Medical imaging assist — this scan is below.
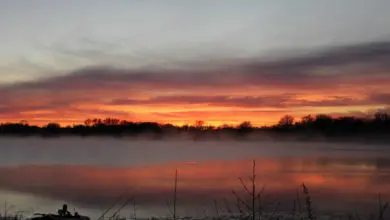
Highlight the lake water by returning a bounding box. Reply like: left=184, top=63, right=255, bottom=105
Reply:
left=0, top=137, right=389, bottom=219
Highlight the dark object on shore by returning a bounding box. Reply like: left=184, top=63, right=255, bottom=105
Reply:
left=28, top=204, right=90, bottom=220
left=28, top=213, right=89, bottom=220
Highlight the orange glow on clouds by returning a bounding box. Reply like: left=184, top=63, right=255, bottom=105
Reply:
left=0, top=98, right=387, bottom=127
left=1, top=49, right=390, bottom=126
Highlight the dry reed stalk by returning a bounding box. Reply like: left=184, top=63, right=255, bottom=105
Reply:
left=213, top=199, right=220, bottom=218
left=302, top=183, right=315, bottom=220
left=173, top=169, right=178, bottom=220
left=377, top=194, right=388, bottom=220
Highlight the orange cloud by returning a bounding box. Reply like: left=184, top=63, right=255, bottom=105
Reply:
left=1, top=42, right=390, bottom=125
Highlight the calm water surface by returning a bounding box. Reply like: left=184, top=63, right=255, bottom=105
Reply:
left=0, top=137, right=389, bottom=218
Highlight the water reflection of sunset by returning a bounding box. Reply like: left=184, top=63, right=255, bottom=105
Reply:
left=0, top=157, right=389, bottom=214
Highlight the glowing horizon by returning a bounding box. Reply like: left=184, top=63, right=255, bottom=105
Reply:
left=1, top=1, right=390, bottom=125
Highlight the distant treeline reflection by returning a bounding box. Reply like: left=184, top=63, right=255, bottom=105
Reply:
left=1, top=112, right=390, bottom=139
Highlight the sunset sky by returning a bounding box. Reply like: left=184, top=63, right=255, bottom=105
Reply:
left=1, top=1, right=390, bottom=126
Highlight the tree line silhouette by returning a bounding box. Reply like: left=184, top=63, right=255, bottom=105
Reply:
left=0, top=112, right=390, bottom=139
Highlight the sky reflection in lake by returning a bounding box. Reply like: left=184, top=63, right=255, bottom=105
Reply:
left=0, top=154, right=389, bottom=218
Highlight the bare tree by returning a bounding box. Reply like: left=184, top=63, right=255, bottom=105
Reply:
left=278, top=115, right=295, bottom=127
left=195, top=120, right=205, bottom=130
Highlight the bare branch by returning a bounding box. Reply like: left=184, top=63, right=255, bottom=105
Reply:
left=166, top=201, right=173, bottom=217
left=239, top=177, right=253, bottom=196
left=232, top=190, right=251, bottom=211
left=213, top=199, right=220, bottom=218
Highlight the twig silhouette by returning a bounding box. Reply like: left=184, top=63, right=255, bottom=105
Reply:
left=302, top=183, right=315, bottom=220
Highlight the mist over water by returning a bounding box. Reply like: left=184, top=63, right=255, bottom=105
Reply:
left=0, top=137, right=387, bottom=166
left=0, top=137, right=389, bottom=218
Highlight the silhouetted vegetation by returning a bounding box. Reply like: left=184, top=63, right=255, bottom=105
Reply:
left=1, top=112, right=390, bottom=141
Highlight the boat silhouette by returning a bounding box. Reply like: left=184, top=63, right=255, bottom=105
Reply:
left=28, top=205, right=90, bottom=220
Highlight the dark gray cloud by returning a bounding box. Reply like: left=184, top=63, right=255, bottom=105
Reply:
left=246, top=41, right=390, bottom=70
left=2, top=41, right=390, bottom=93
left=110, top=95, right=371, bottom=108
left=110, top=95, right=293, bottom=107
left=369, top=93, right=390, bottom=104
